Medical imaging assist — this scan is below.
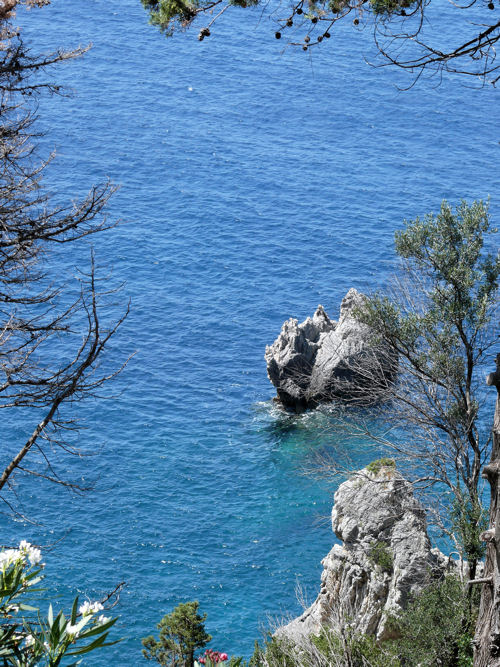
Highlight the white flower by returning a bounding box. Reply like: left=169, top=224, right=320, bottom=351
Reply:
left=97, top=615, right=111, bottom=625
left=24, top=634, right=35, bottom=647
left=79, top=600, right=103, bottom=616
left=7, top=604, right=19, bottom=613
left=66, top=622, right=80, bottom=638
left=27, top=547, right=42, bottom=566
left=0, top=549, right=23, bottom=568
left=18, top=541, right=43, bottom=567
left=79, top=601, right=91, bottom=616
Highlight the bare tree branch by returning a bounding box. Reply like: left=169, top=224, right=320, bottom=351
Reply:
left=0, top=6, right=130, bottom=514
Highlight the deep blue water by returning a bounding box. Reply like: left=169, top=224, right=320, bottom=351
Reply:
left=1, top=0, right=498, bottom=663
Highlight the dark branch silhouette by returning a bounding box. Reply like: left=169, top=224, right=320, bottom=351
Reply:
left=0, top=1, right=129, bottom=515
left=142, top=0, right=500, bottom=85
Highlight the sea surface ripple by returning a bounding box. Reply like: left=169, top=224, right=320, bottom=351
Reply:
left=1, top=0, right=498, bottom=662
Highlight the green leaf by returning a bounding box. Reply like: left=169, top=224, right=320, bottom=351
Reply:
left=67, top=633, right=123, bottom=655
left=71, top=596, right=78, bottom=625
left=77, top=617, right=117, bottom=640
left=49, top=609, right=64, bottom=646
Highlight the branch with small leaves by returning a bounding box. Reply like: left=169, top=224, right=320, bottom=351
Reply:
left=142, top=0, right=500, bottom=85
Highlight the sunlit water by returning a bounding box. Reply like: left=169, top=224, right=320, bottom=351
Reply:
left=1, top=0, right=498, bottom=662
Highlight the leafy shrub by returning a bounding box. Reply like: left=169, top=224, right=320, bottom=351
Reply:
left=390, top=575, right=476, bottom=666
left=264, top=576, right=476, bottom=667
left=366, top=458, right=396, bottom=476
left=451, top=493, right=488, bottom=564
left=312, top=626, right=400, bottom=666
left=368, top=541, right=394, bottom=573
left=370, top=0, right=414, bottom=15
left=248, top=635, right=307, bottom=667
left=261, top=636, right=297, bottom=667
left=227, top=658, right=247, bottom=667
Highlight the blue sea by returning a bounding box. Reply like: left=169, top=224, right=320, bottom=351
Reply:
left=1, top=0, right=498, bottom=663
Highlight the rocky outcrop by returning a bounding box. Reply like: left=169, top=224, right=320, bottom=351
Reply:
left=265, top=289, right=395, bottom=413
left=278, top=463, right=458, bottom=645
left=265, top=303, right=335, bottom=412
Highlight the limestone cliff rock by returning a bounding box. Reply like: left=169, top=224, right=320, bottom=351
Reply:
left=278, top=463, right=456, bottom=645
left=265, top=304, right=335, bottom=412
left=265, top=289, right=395, bottom=413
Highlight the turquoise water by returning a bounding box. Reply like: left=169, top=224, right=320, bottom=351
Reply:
left=1, top=0, right=499, bottom=663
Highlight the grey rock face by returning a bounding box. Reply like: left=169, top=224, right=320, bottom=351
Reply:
left=265, top=304, right=336, bottom=411
left=278, top=465, right=457, bottom=645
left=265, top=289, right=394, bottom=412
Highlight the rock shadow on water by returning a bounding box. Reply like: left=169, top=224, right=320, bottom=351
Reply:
left=251, top=400, right=365, bottom=480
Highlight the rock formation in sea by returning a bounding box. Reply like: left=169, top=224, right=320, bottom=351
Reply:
left=265, top=288, right=395, bottom=413
left=278, top=462, right=458, bottom=645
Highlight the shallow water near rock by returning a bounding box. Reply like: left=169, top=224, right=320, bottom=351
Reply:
left=1, top=0, right=498, bottom=663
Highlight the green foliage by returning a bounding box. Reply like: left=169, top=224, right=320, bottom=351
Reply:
left=391, top=575, right=476, bottom=667
left=246, top=636, right=298, bottom=667
left=394, top=200, right=499, bottom=333
left=327, top=0, right=348, bottom=13
left=252, top=630, right=397, bottom=667
left=312, top=626, right=399, bottom=666
left=271, top=576, right=476, bottom=667
left=366, top=458, right=396, bottom=476
left=451, top=491, right=488, bottom=564
left=310, top=628, right=341, bottom=660
left=141, top=0, right=197, bottom=34
left=227, top=657, right=247, bottom=667
left=261, top=636, right=296, bottom=667
left=0, top=542, right=119, bottom=666
left=357, top=200, right=499, bottom=570
left=362, top=201, right=499, bottom=390
left=370, top=0, right=414, bottom=15
left=247, top=640, right=264, bottom=666
left=456, top=633, right=475, bottom=667
left=142, top=601, right=211, bottom=666
left=228, top=0, right=259, bottom=8
left=368, top=541, right=394, bottom=573
left=239, top=575, right=477, bottom=667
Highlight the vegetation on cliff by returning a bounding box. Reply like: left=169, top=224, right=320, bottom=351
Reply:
left=337, top=200, right=499, bottom=581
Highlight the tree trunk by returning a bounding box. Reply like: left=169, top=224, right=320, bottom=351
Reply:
left=474, top=354, right=500, bottom=666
